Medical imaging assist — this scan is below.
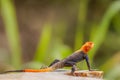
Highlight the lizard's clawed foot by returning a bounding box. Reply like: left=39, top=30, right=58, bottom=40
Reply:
left=71, top=71, right=76, bottom=76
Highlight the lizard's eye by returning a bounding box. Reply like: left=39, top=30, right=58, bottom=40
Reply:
left=89, top=42, right=93, bottom=45
left=87, top=46, right=90, bottom=50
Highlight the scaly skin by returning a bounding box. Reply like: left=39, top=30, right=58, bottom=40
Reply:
left=1, top=42, right=94, bottom=74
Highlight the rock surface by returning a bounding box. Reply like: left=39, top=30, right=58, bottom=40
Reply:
left=0, top=70, right=103, bottom=80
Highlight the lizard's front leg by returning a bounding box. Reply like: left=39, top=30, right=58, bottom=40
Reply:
left=84, top=55, right=91, bottom=71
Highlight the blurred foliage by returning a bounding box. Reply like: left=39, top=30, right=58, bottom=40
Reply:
left=89, top=0, right=120, bottom=61
left=100, top=52, right=120, bottom=73
left=0, top=0, right=120, bottom=79
left=1, top=0, right=22, bottom=68
left=74, top=0, right=89, bottom=50
left=105, top=64, right=120, bottom=80
left=34, top=23, right=52, bottom=62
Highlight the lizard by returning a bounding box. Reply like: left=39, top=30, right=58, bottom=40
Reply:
left=0, top=41, right=94, bottom=74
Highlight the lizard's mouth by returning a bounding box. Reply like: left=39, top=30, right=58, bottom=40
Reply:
left=91, top=43, right=94, bottom=48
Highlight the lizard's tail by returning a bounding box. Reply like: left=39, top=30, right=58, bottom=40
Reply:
left=24, top=67, right=53, bottom=72
left=0, top=70, right=23, bottom=74
left=0, top=67, right=53, bottom=74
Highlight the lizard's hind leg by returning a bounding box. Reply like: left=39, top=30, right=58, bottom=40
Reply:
left=64, top=61, right=77, bottom=74
left=49, top=59, right=60, bottom=67
left=71, top=65, right=77, bottom=74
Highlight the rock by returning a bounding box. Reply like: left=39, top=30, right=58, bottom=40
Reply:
left=0, top=70, right=103, bottom=80
left=66, top=70, right=103, bottom=78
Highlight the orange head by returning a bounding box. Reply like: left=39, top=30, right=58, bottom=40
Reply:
left=80, top=42, right=94, bottom=53
left=75, top=42, right=94, bottom=54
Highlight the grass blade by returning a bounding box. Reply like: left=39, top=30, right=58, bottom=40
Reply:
left=34, top=23, right=52, bottom=62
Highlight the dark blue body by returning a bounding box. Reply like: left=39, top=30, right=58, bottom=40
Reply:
left=63, top=51, right=88, bottom=66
